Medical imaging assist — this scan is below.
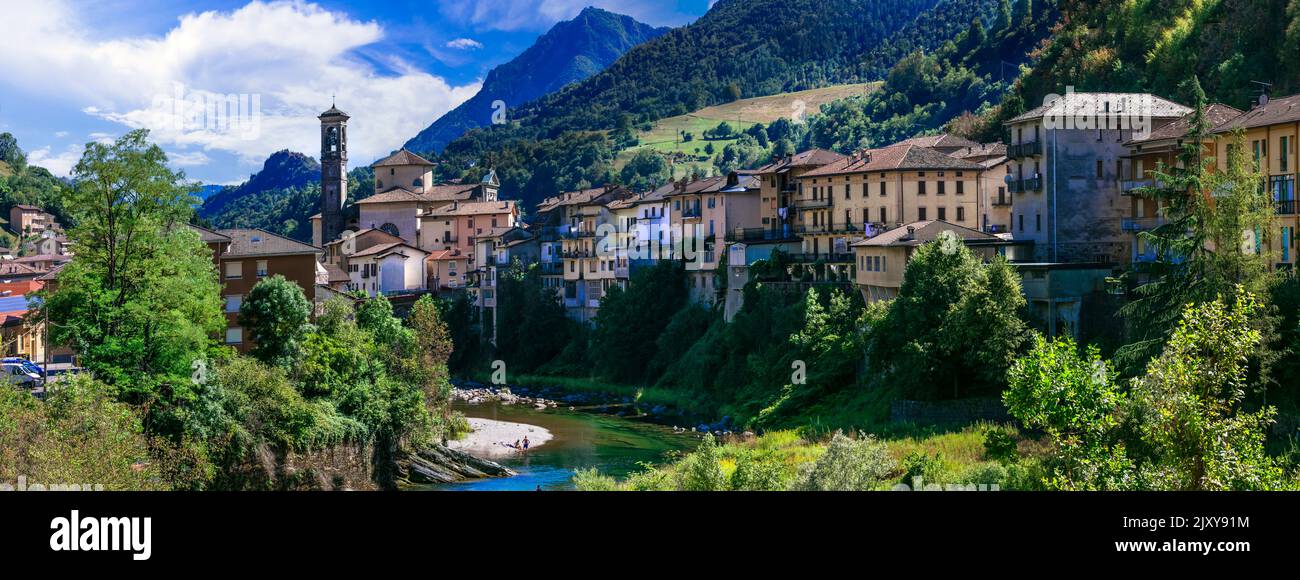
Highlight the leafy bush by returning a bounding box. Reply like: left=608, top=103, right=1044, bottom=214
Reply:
left=572, top=468, right=619, bottom=491
left=676, top=433, right=728, bottom=491
left=899, top=451, right=949, bottom=487
left=982, top=425, right=1019, bottom=464
left=729, top=450, right=789, bottom=491
left=793, top=431, right=895, bottom=491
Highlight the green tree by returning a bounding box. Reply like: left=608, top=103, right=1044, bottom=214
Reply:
left=1119, top=79, right=1274, bottom=372
left=407, top=295, right=455, bottom=426
left=238, top=275, right=312, bottom=368
left=868, top=231, right=1028, bottom=399
left=39, top=129, right=223, bottom=436
left=591, top=261, right=689, bottom=383
left=619, top=148, right=671, bottom=191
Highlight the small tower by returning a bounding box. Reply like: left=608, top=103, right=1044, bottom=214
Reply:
left=319, top=102, right=350, bottom=245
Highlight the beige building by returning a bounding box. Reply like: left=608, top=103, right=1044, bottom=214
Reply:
left=750, top=149, right=846, bottom=240
left=797, top=142, right=986, bottom=280
left=852, top=220, right=1014, bottom=303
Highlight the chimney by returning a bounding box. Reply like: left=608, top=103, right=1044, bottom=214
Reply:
left=905, top=226, right=916, bottom=240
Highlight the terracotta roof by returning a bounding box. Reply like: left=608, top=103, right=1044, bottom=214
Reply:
left=188, top=224, right=232, bottom=244
left=853, top=220, right=998, bottom=247
left=12, top=254, right=71, bottom=265
left=35, top=263, right=64, bottom=281
left=324, top=228, right=403, bottom=248
left=425, top=200, right=516, bottom=217
left=218, top=228, right=322, bottom=258
left=950, top=142, right=1007, bottom=160
left=1213, top=94, right=1300, bottom=133
left=322, top=262, right=349, bottom=283
left=536, top=186, right=628, bottom=214
left=11, top=204, right=44, bottom=212
left=356, top=187, right=427, bottom=205
left=802, top=143, right=983, bottom=177
left=1008, top=92, right=1191, bottom=124
left=427, top=249, right=465, bottom=261
left=897, top=134, right=980, bottom=150
left=350, top=241, right=426, bottom=259
left=1131, top=103, right=1244, bottom=144
left=0, top=261, right=41, bottom=276
left=372, top=148, right=434, bottom=168
left=754, top=149, right=847, bottom=173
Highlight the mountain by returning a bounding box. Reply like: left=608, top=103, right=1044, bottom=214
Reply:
left=197, top=150, right=321, bottom=241
left=435, top=0, right=1005, bottom=210
left=994, top=0, right=1300, bottom=125
left=403, top=7, right=668, bottom=155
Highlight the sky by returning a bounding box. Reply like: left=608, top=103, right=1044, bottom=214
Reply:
left=0, top=0, right=710, bottom=185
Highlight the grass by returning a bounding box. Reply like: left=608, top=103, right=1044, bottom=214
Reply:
left=613, top=83, right=880, bottom=174
left=581, top=423, right=1051, bottom=491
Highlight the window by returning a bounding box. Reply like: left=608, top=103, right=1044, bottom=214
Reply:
left=918, top=207, right=927, bottom=221
left=879, top=181, right=886, bottom=196
left=1283, top=136, right=1292, bottom=172
left=225, top=327, right=243, bottom=345
left=938, top=181, right=946, bottom=195
left=225, top=295, right=242, bottom=314
left=224, top=261, right=243, bottom=280
left=956, top=180, right=964, bottom=195
left=1018, top=214, right=1024, bottom=232
left=844, top=185, right=851, bottom=200
left=256, top=260, right=268, bottom=278
left=938, top=207, right=947, bottom=221
left=881, top=256, right=887, bottom=272
left=1096, top=159, right=1104, bottom=179
left=956, top=207, right=965, bottom=222
left=918, top=180, right=927, bottom=195
left=879, top=207, right=887, bottom=223
left=1036, top=213, right=1042, bottom=232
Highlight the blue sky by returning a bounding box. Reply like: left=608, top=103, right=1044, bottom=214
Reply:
left=0, top=0, right=710, bottom=184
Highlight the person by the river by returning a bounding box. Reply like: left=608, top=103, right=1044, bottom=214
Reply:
left=523, top=435, right=530, bottom=450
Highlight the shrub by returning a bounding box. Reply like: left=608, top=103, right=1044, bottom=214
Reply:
left=572, top=468, right=619, bottom=491
left=793, top=431, right=895, bottom=491
left=982, top=425, right=1019, bottom=464
left=729, top=450, right=788, bottom=491
left=899, top=451, right=949, bottom=487
left=676, top=433, right=728, bottom=491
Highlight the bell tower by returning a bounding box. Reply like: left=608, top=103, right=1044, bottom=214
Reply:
left=319, top=102, right=349, bottom=245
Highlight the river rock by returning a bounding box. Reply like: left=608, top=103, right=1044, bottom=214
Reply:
left=396, top=445, right=516, bottom=485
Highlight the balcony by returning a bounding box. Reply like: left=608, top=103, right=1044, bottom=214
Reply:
left=1122, top=217, right=1166, bottom=232
left=1121, top=178, right=1159, bottom=195
left=991, top=194, right=1012, bottom=206
left=1276, top=199, right=1298, bottom=216
left=786, top=252, right=855, bottom=264
left=681, top=207, right=702, bottom=219
left=725, top=227, right=799, bottom=243
left=1008, top=178, right=1041, bottom=194
left=795, top=198, right=833, bottom=210
left=1008, top=141, right=1043, bottom=159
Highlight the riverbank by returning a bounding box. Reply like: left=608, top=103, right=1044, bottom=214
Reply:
left=452, top=377, right=735, bottom=434
left=449, top=417, right=553, bottom=458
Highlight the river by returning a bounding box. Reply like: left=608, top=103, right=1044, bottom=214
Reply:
left=420, top=402, right=700, bottom=491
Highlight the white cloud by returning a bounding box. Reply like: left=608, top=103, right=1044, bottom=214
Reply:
left=437, top=0, right=692, bottom=31
left=0, top=1, right=481, bottom=172
left=26, top=144, right=83, bottom=177
left=445, top=38, right=484, bottom=50
left=166, top=150, right=212, bottom=167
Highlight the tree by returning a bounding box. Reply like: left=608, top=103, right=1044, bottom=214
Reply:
left=238, top=275, right=312, bottom=368
left=1008, top=290, right=1291, bottom=491
left=591, top=261, right=689, bottom=383
left=868, top=232, right=1028, bottom=399
left=619, top=148, right=671, bottom=191
left=39, top=130, right=223, bottom=435
left=407, top=295, right=454, bottom=424
left=1119, top=78, right=1274, bottom=372
left=1005, top=335, right=1134, bottom=490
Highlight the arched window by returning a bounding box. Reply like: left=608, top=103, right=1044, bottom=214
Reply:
left=380, top=223, right=400, bottom=238
left=413, top=178, right=423, bottom=188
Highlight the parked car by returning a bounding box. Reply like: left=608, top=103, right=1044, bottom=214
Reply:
left=1, top=361, right=42, bottom=387
left=2, top=357, right=44, bottom=377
